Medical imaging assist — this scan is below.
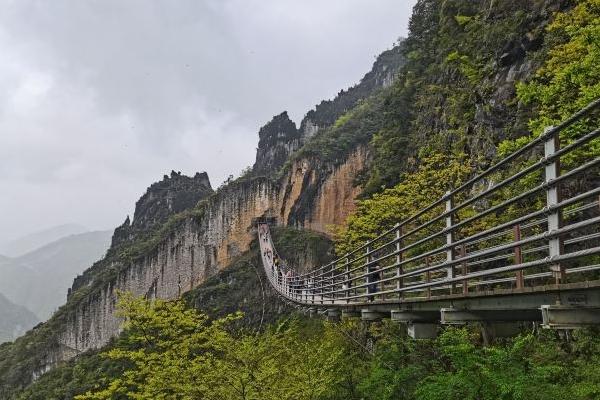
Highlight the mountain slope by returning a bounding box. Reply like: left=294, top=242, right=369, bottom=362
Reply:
left=0, top=231, right=112, bottom=320
left=0, top=42, right=401, bottom=396
left=0, top=224, right=88, bottom=257
left=0, top=293, right=39, bottom=343
left=0, top=0, right=589, bottom=396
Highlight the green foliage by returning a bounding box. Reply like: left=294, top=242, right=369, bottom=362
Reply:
left=335, top=153, right=472, bottom=255
left=16, top=350, right=126, bottom=400
left=75, top=294, right=347, bottom=400
left=516, top=0, right=600, bottom=134
left=414, top=328, right=600, bottom=400
left=292, top=94, right=387, bottom=169
left=361, top=0, right=538, bottom=192
left=500, top=0, right=600, bottom=164
left=13, top=296, right=600, bottom=400
left=332, top=110, right=354, bottom=129
left=454, top=15, right=473, bottom=26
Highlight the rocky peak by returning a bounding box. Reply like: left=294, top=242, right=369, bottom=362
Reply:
left=299, top=40, right=406, bottom=138
left=111, top=171, right=213, bottom=248
left=253, top=112, right=301, bottom=175
left=251, top=42, right=406, bottom=176
left=132, top=171, right=212, bottom=230
left=110, top=216, right=131, bottom=248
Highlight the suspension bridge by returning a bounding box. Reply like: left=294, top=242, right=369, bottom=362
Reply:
left=258, top=99, right=600, bottom=339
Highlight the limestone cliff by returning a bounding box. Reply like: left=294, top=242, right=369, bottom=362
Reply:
left=57, top=154, right=365, bottom=357
left=0, top=31, right=401, bottom=389
left=58, top=178, right=277, bottom=353
left=299, top=43, right=405, bottom=138
left=253, top=112, right=301, bottom=175
left=280, top=146, right=368, bottom=234
left=111, top=171, right=213, bottom=248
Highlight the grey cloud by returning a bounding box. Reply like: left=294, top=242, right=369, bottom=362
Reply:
left=0, top=0, right=415, bottom=244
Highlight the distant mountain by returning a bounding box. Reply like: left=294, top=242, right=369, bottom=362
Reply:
left=0, top=292, right=39, bottom=343
left=0, top=223, right=88, bottom=257
left=0, top=230, right=112, bottom=320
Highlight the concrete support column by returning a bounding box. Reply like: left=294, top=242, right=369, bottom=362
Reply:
left=407, top=323, right=438, bottom=339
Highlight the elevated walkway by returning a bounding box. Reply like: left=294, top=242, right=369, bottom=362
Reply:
left=258, top=98, right=600, bottom=338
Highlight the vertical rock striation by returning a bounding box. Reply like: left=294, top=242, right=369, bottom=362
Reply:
left=253, top=112, right=301, bottom=175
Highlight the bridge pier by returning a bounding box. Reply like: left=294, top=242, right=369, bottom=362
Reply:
left=541, top=305, right=600, bottom=329
left=361, top=309, right=388, bottom=321
left=391, top=310, right=439, bottom=323
left=390, top=310, right=440, bottom=339
left=341, top=309, right=361, bottom=319
left=407, top=323, right=439, bottom=339
left=441, top=308, right=541, bottom=324
left=326, top=308, right=341, bottom=322
left=480, top=322, right=527, bottom=344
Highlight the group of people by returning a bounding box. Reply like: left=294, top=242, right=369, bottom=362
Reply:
left=259, top=224, right=288, bottom=284
left=259, top=223, right=382, bottom=302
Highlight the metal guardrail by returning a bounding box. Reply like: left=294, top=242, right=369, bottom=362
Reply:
left=259, top=98, right=600, bottom=307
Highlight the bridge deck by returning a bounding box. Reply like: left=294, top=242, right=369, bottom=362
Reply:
left=258, top=98, right=600, bottom=332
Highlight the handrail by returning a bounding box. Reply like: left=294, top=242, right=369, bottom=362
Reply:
left=258, top=98, right=600, bottom=306
left=296, top=114, right=600, bottom=280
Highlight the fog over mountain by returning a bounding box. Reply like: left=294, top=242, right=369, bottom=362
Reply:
left=0, top=230, right=112, bottom=320
left=0, top=0, right=415, bottom=245
left=0, top=292, right=39, bottom=343
left=0, top=223, right=87, bottom=257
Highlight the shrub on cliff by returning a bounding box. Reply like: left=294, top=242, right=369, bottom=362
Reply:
left=334, top=153, right=472, bottom=256
left=75, top=293, right=347, bottom=400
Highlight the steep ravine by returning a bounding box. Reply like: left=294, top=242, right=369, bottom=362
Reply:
left=1, top=37, right=405, bottom=394
left=57, top=148, right=367, bottom=361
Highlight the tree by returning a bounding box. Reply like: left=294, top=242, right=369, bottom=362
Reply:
left=75, top=294, right=348, bottom=400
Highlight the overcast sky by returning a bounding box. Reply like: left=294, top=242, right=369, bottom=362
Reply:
left=0, top=0, right=416, bottom=245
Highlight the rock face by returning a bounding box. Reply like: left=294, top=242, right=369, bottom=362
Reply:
left=283, top=146, right=369, bottom=234
left=57, top=158, right=362, bottom=355
left=253, top=112, right=301, bottom=175
left=111, top=171, right=213, bottom=248
left=133, top=171, right=212, bottom=231
left=60, top=178, right=278, bottom=353
left=299, top=43, right=406, bottom=138
left=28, top=42, right=405, bottom=371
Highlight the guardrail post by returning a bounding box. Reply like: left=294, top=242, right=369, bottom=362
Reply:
left=344, top=254, right=350, bottom=304
left=460, top=244, right=468, bottom=295
left=330, top=262, right=335, bottom=304
left=305, top=275, right=310, bottom=304
left=513, top=225, right=524, bottom=289
left=445, top=191, right=456, bottom=293
left=544, top=127, right=565, bottom=284
left=426, top=256, right=431, bottom=299
left=395, top=223, right=403, bottom=300
left=365, top=242, right=371, bottom=302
